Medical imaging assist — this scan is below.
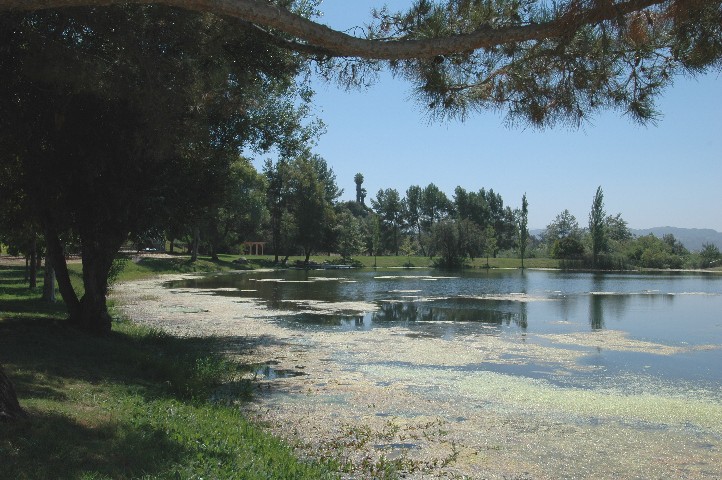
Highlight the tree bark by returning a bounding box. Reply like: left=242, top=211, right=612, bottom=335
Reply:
left=0, top=365, right=27, bottom=421
left=42, top=255, right=56, bottom=303
left=75, top=237, right=122, bottom=334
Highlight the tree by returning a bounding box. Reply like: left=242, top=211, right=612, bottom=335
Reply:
left=699, top=243, right=721, bottom=268
left=371, top=188, right=404, bottom=256
left=288, top=154, right=340, bottom=264
left=420, top=183, right=453, bottom=235
left=431, top=219, right=466, bottom=268
left=589, top=186, right=607, bottom=268
left=482, top=225, right=498, bottom=268
left=335, top=210, right=365, bottom=262
left=354, top=173, right=367, bottom=205
left=402, top=185, right=424, bottom=254
left=0, top=6, right=315, bottom=333
left=605, top=213, right=633, bottom=243
left=517, top=194, right=529, bottom=269
left=3, top=1, right=720, bottom=127
left=545, top=209, right=582, bottom=248
left=201, top=157, right=268, bottom=260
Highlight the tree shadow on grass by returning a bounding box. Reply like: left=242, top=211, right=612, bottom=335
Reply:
left=0, top=410, right=193, bottom=480
left=0, top=317, right=260, bottom=479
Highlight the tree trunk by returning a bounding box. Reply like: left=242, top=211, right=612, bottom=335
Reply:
left=29, top=242, right=37, bottom=289
left=0, top=365, right=27, bottom=421
left=45, top=228, right=81, bottom=321
left=75, top=238, right=121, bottom=334
left=190, top=226, right=200, bottom=262
left=42, top=255, right=56, bottom=303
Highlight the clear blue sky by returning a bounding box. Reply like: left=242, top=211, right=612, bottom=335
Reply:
left=275, top=1, right=722, bottom=232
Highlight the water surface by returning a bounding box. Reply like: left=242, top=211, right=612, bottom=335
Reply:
left=167, top=268, right=722, bottom=477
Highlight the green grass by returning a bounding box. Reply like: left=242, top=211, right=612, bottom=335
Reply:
left=0, top=264, right=337, bottom=479
left=207, top=253, right=559, bottom=270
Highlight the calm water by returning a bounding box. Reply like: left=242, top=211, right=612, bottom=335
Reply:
left=169, top=268, right=722, bottom=396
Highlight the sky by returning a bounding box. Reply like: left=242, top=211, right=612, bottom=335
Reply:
left=264, top=1, right=722, bottom=232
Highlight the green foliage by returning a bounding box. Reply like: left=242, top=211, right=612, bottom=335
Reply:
left=369, top=0, right=722, bottom=126
left=335, top=210, right=365, bottom=262
left=589, top=186, right=607, bottom=268
left=551, top=237, right=586, bottom=260
left=625, top=234, right=687, bottom=269
left=699, top=243, right=722, bottom=268
left=371, top=188, right=404, bottom=255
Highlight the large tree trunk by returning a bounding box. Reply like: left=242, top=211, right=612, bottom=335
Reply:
left=75, top=237, right=122, bottom=334
left=0, top=365, right=27, bottom=421
left=190, top=226, right=200, bottom=262
left=45, top=227, right=81, bottom=321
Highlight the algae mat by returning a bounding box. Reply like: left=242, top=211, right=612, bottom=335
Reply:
left=113, top=274, right=722, bottom=479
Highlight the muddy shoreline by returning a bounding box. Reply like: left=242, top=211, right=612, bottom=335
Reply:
left=112, top=273, right=722, bottom=479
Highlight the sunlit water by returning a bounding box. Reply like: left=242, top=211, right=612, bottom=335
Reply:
left=167, top=268, right=722, bottom=477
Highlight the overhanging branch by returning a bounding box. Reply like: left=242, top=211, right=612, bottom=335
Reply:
left=0, top=0, right=670, bottom=59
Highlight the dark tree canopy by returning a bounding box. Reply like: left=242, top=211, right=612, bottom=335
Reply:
left=0, top=4, right=316, bottom=333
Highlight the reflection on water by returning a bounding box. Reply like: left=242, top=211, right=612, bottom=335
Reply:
left=168, top=268, right=722, bottom=388
left=169, top=268, right=721, bottom=336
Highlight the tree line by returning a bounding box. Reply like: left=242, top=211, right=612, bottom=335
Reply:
left=536, top=187, right=722, bottom=270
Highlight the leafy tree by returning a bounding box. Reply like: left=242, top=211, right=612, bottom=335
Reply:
left=699, top=243, right=722, bottom=268
left=605, top=213, right=633, bottom=242
left=201, top=157, right=269, bottom=260
left=371, top=188, right=404, bottom=255
left=264, top=159, right=292, bottom=263
left=431, top=219, right=466, bottom=268
left=454, top=187, right=491, bottom=231
left=482, top=225, right=498, bottom=268
left=517, top=194, right=529, bottom=268
left=403, top=185, right=424, bottom=254
left=589, top=186, right=608, bottom=268
left=551, top=237, right=586, bottom=260
left=626, top=234, right=686, bottom=268
left=420, top=183, right=452, bottom=232
left=335, top=210, right=365, bottom=262
left=288, top=154, right=340, bottom=264
left=662, top=233, right=688, bottom=256
left=0, top=6, right=314, bottom=333
left=544, top=209, right=582, bottom=252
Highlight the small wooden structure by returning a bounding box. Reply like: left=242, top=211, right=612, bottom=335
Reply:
left=242, top=241, right=266, bottom=256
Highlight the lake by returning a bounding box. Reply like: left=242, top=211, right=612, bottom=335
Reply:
left=161, top=268, right=722, bottom=478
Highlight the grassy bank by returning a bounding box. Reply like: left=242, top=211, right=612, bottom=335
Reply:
left=0, top=263, right=336, bottom=479
left=191, top=253, right=559, bottom=270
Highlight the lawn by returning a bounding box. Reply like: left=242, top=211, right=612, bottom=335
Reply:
left=0, top=262, right=336, bottom=479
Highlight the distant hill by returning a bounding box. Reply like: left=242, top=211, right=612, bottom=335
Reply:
left=630, top=227, right=722, bottom=252
left=530, top=227, right=722, bottom=252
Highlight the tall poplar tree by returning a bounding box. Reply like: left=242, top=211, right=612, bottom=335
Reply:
left=518, top=194, right=529, bottom=269
left=589, top=186, right=608, bottom=268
